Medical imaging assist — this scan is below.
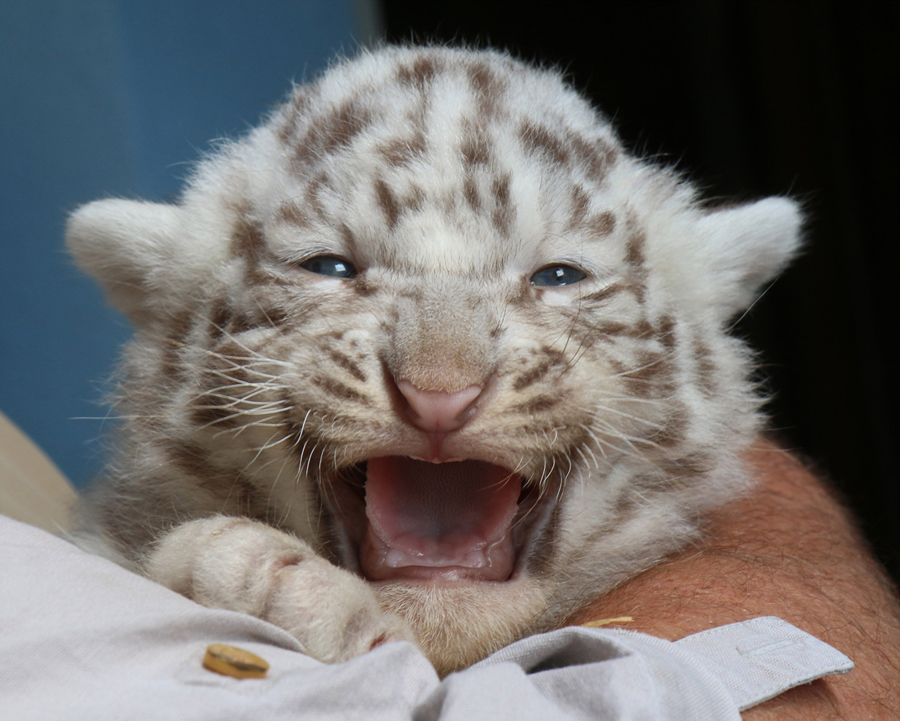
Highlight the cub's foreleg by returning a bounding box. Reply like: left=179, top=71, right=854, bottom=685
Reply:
left=144, top=516, right=415, bottom=663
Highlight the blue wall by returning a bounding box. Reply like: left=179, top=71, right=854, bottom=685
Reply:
left=0, top=0, right=378, bottom=487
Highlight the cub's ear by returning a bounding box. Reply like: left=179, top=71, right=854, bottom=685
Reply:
left=67, top=199, right=189, bottom=326
left=695, top=197, right=803, bottom=319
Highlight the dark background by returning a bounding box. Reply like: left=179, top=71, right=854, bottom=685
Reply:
left=381, top=0, right=900, bottom=582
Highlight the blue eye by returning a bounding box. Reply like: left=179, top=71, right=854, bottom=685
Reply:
left=530, top=264, right=587, bottom=287
left=300, top=255, right=357, bottom=279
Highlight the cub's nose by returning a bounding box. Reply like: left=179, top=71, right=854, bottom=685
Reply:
left=396, top=380, right=483, bottom=433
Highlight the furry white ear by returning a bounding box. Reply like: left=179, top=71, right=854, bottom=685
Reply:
left=67, top=199, right=190, bottom=326
left=695, top=197, right=803, bottom=319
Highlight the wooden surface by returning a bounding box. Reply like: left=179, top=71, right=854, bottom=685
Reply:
left=0, top=411, right=77, bottom=532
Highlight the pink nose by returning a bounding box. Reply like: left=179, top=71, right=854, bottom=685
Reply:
left=396, top=380, right=483, bottom=433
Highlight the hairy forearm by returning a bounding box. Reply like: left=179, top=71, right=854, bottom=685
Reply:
left=568, top=439, right=900, bottom=719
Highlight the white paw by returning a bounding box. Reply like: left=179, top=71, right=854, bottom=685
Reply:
left=144, top=516, right=415, bottom=663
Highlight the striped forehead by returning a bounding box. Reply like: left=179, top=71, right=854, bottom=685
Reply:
left=261, top=49, right=624, bottom=274
left=275, top=48, right=618, bottom=191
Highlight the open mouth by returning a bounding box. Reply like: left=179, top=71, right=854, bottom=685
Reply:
left=331, top=457, right=550, bottom=584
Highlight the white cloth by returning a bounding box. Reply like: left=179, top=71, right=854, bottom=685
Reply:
left=0, top=515, right=852, bottom=720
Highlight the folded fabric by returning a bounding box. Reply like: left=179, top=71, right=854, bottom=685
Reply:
left=0, top=515, right=852, bottom=720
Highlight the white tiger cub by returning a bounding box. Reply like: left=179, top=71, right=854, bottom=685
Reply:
left=67, top=45, right=801, bottom=675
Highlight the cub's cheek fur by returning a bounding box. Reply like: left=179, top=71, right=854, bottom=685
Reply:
left=67, top=45, right=802, bottom=674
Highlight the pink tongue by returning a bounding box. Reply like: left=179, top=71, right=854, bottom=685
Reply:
left=360, top=457, right=522, bottom=582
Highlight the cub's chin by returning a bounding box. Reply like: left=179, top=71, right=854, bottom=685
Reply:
left=373, top=577, right=552, bottom=676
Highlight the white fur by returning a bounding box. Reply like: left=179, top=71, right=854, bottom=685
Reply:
left=68, top=46, right=802, bottom=676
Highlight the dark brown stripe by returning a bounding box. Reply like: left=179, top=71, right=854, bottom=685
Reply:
left=313, top=377, right=367, bottom=403
left=321, top=101, right=370, bottom=154
left=256, top=304, right=289, bottom=329
left=466, top=60, right=504, bottom=116
left=594, top=320, right=631, bottom=337
left=618, top=351, right=674, bottom=398
left=397, top=55, right=440, bottom=90
left=569, top=185, right=590, bottom=228
left=582, top=282, right=625, bottom=305
left=208, top=299, right=231, bottom=342
left=233, top=478, right=271, bottom=521
left=463, top=176, right=480, bottom=212
left=304, top=175, right=327, bottom=222
left=293, top=99, right=371, bottom=169
left=461, top=130, right=491, bottom=167
left=407, top=184, right=425, bottom=214
left=277, top=90, right=312, bottom=144
left=379, top=132, right=426, bottom=167
left=625, top=229, right=646, bottom=267
left=166, top=440, right=217, bottom=479
left=656, top=315, right=677, bottom=352
left=214, top=303, right=286, bottom=334
left=567, top=132, right=619, bottom=181
left=652, top=407, right=689, bottom=448
left=226, top=311, right=255, bottom=334
left=588, top=211, right=616, bottom=237
left=375, top=178, right=400, bottom=229
left=513, top=359, right=556, bottom=392
left=658, top=452, right=714, bottom=481
left=188, top=341, right=257, bottom=427
left=329, top=350, right=366, bottom=383
left=522, top=493, right=562, bottom=578
left=491, top=174, right=513, bottom=234
left=230, top=208, right=267, bottom=264
left=513, top=395, right=560, bottom=414
left=467, top=61, right=493, bottom=95
left=161, top=311, right=193, bottom=380
left=190, top=393, right=238, bottom=429
left=275, top=200, right=310, bottom=229
left=586, top=317, right=660, bottom=342
left=628, top=270, right=648, bottom=305
left=520, top=121, right=569, bottom=166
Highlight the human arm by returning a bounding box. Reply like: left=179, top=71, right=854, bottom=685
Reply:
left=568, top=439, right=900, bottom=719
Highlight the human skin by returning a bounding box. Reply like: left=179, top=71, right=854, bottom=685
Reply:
left=568, top=439, right=900, bottom=719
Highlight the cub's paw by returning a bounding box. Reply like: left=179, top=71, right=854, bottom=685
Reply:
left=144, top=516, right=415, bottom=663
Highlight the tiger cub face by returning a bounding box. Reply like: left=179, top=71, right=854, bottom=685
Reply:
left=68, top=46, right=801, bottom=671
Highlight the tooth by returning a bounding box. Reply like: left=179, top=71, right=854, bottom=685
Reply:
left=385, top=549, right=411, bottom=568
